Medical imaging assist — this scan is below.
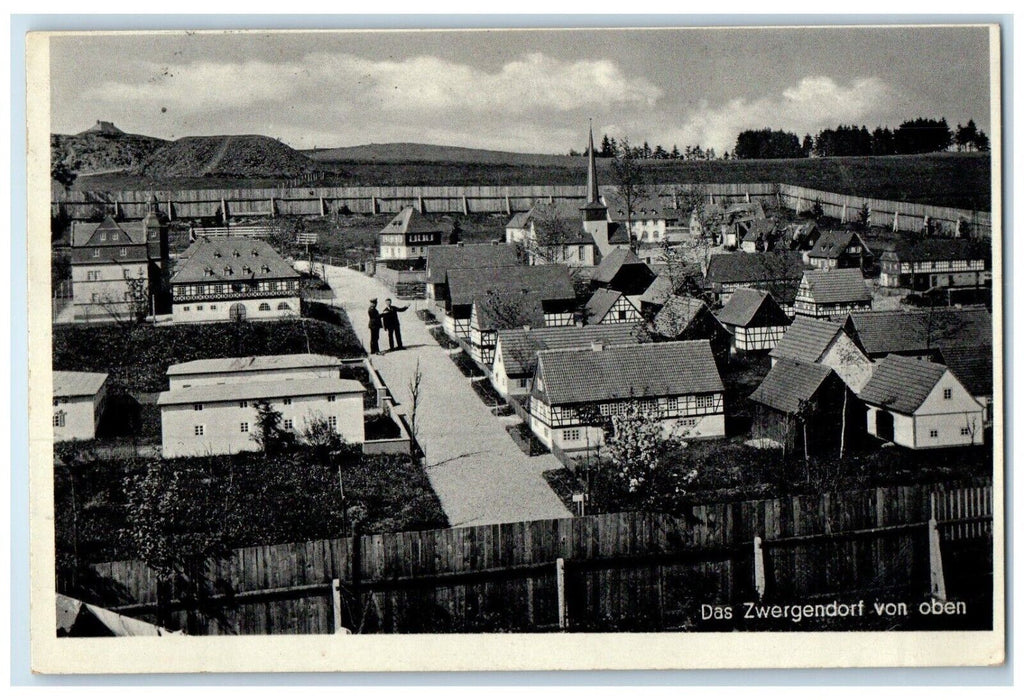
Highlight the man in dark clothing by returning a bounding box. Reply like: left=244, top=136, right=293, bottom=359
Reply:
left=368, top=299, right=383, bottom=355
left=380, top=298, right=408, bottom=351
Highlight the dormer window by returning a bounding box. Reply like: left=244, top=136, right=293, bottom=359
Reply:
left=232, top=250, right=241, bottom=257
left=251, top=249, right=260, bottom=257
left=223, top=266, right=234, bottom=276
left=242, top=265, right=252, bottom=274
left=204, top=267, right=214, bottom=277
left=100, top=232, right=107, bottom=242
left=213, top=250, right=222, bottom=258
left=261, top=265, right=271, bottom=273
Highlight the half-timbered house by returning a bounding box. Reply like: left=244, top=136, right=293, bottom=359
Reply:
left=770, top=316, right=874, bottom=392
left=584, top=288, right=643, bottom=325
left=715, top=287, right=791, bottom=354
left=793, top=268, right=872, bottom=319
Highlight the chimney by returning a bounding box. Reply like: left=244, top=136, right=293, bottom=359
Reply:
left=591, top=341, right=604, bottom=352
left=523, top=324, right=531, bottom=331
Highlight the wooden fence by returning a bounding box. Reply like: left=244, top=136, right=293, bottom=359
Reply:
left=52, top=180, right=991, bottom=238
left=83, top=481, right=992, bottom=635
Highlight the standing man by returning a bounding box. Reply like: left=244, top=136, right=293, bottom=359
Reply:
left=381, top=298, right=409, bottom=351
left=368, top=298, right=383, bottom=356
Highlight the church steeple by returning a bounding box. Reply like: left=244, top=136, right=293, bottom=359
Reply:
left=581, top=120, right=607, bottom=221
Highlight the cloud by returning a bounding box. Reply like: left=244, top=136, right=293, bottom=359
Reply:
left=662, top=76, right=896, bottom=153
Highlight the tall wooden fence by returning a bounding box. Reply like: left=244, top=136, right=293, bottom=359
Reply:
left=83, top=481, right=992, bottom=635
left=52, top=180, right=991, bottom=238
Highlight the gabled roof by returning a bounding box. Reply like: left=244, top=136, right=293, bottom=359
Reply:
left=716, top=287, right=789, bottom=328
left=770, top=316, right=847, bottom=363
left=534, top=340, right=723, bottom=405
left=473, top=291, right=547, bottom=331
left=653, top=295, right=712, bottom=338
left=585, top=288, right=630, bottom=323
left=169, top=237, right=299, bottom=285
left=936, top=344, right=993, bottom=397
left=158, top=378, right=363, bottom=406
left=749, top=359, right=836, bottom=415
left=425, top=243, right=519, bottom=284
left=506, top=200, right=582, bottom=229
left=725, top=201, right=766, bottom=222
left=496, top=324, right=640, bottom=377
left=379, top=206, right=446, bottom=235
left=857, top=355, right=949, bottom=414
left=842, top=308, right=992, bottom=356
left=166, top=353, right=343, bottom=377
left=742, top=218, right=779, bottom=243
left=446, top=264, right=575, bottom=307
left=800, top=268, right=872, bottom=305
left=882, top=238, right=987, bottom=263
left=592, top=247, right=648, bottom=284
left=704, top=251, right=806, bottom=286
left=638, top=275, right=675, bottom=306
left=807, top=230, right=868, bottom=260
left=606, top=221, right=630, bottom=245
left=72, top=217, right=147, bottom=247
left=604, top=195, right=685, bottom=223
left=52, top=371, right=108, bottom=398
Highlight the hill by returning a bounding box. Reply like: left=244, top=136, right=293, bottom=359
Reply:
left=307, top=142, right=579, bottom=167
left=51, top=127, right=167, bottom=175
left=137, top=135, right=320, bottom=179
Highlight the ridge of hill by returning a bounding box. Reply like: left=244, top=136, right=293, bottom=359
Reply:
left=306, top=142, right=581, bottom=167
left=51, top=130, right=168, bottom=175
left=136, top=135, right=320, bottom=179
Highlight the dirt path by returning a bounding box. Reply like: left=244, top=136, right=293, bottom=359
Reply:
left=199, top=135, right=234, bottom=176
left=304, top=262, right=572, bottom=527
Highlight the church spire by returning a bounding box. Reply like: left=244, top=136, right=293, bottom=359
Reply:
left=586, top=120, right=600, bottom=205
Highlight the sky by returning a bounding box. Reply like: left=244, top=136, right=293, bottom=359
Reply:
left=49, top=26, right=994, bottom=155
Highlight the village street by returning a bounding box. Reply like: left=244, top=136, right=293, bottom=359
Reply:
left=305, top=262, right=573, bottom=527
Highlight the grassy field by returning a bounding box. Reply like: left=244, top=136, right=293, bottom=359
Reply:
left=71, top=152, right=991, bottom=211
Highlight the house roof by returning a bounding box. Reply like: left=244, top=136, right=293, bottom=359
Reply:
left=749, top=359, right=836, bottom=415
left=169, top=237, right=299, bottom=285
left=704, top=251, right=806, bottom=286
left=166, top=353, right=344, bottom=377
left=606, top=221, right=630, bottom=245
left=71, top=217, right=147, bottom=247
left=584, top=288, right=630, bottom=323
left=534, top=340, right=723, bottom=406
left=842, top=308, right=992, bottom=356
left=379, top=206, right=446, bottom=235
left=882, top=238, right=986, bottom=263
left=857, top=354, right=948, bottom=414
left=425, top=243, right=519, bottom=284
left=807, top=230, right=868, bottom=260
left=592, top=248, right=648, bottom=284
left=783, top=222, right=819, bottom=245
left=52, top=371, right=108, bottom=398
left=638, top=275, right=676, bottom=306
left=653, top=295, right=711, bottom=338
left=716, top=287, right=788, bottom=328
left=936, top=344, right=993, bottom=397
left=446, top=264, right=575, bottom=307
left=604, top=195, right=685, bottom=223
left=741, top=218, right=779, bottom=243
left=725, top=201, right=766, bottom=222
left=506, top=200, right=583, bottom=229
left=496, top=324, right=640, bottom=377
left=770, top=316, right=846, bottom=363
left=800, top=268, right=872, bottom=305
left=157, top=377, right=364, bottom=406
left=473, top=291, right=547, bottom=331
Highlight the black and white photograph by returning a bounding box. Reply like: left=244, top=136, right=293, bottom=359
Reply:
left=27, top=21, right=1004, bottom=672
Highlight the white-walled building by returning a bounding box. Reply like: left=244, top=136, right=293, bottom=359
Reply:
left=858, top=355, right=984, bottom=449
left=378, top=207, right=447, bottom=261
left=770, top=316, right=874, bottom=393
left=52, top=371, right=108, bottom=442
left=504, top=201, right=597, bottom=267
left=157, top=354, right=364, bottom=458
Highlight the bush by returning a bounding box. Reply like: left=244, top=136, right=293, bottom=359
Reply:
left=428, top=326, right=459, bottom=349
left=505, top=422, right=548, bottom=456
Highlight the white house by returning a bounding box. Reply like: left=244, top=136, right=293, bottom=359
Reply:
left=377, top=207, right=447, bottom=261
left=583, top=288, right=643, bottom=325
left=792, top=268, right=872, bottom=319
left=770, top=316, right=874, bottom=393
left=858, top=354, right=984, bottom=449
left=504, top=201, right=597, bottom=267
left=715, top=288, right=791, bottom=353
left=52, top=371, right=108, bottom=441
left=424, top=243, right=519, bottom=306
left=158, top=354, right=365, bottom=458
left=528, top=340, right=725, bottom=454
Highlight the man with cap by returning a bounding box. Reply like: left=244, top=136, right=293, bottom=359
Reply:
left=368, top=298, right=383, bottom=355
left=380, top=297, right=409, bottom=351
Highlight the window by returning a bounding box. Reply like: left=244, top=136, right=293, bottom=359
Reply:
left=100, top=232, right=107, bottom=242
left=197, top=305, right=204, bottom=311
left=182, top=306, right=190, bottom=312
left=239, top=400, right=248, bottom=408
left=328, top=416, right=337, bottom=430
left=518, top=378, right=528, bottom=389
left=53, top=412, right=65, bottom=428
left=91, top=293, right=99, bottom=302
left=194, top=403, right=203, bottom=411
left=283, top=419, right=294, bottom=431
left=119, top=247, right=127, bottom=257
left=277, top=302, right=291, bottom=311
left=696, top=394, right=716, bottom=410
left=87, top=271, right=99, bottom=281
left=327, top=395, right=336, bottom=403
left=929, top=429, right=939, bottom=438
left=123, top=269, right=132, bottom=279
left=259, top=302, right=271, bottom=311
left=283, top=398, right=292, bottom=405
left=240, top=422, right=249, bottom=433
left=194, top=425, right=205, bottom=436
left=943, top=388, right=952, bottom=400
left=618, top=310, right=627, bottom=320
left=92, top=249, right=100, bottom=258
left=563, top=428, right=581, bottom=442
left=960, top=427, right=971, bottom=436
left=665, top=397, right=679, bottom=413
left=210, top=305, right=217, bottom=310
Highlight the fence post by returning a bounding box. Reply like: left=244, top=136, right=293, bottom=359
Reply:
left=555, top=557, right=568, bottom=630
left=270, top=197, right=277, bottom=218
left=892, top=210, right=900, bottom=232
left=840, top=203, right=847, bottom=223
left=753, top=536, right=766, bottom=600
left=220, top=198, right=229, bottom=225
left=418, top=195, right=425, bottom=214
left=928, top=493, right=947, bottom=601
left=371, top=195, right=379, bottom=215
left=331, top=578, right=348, bottom=633
left=505, top=194, right=512, bottom=216
left=462, top=195, right=470, bottom=216
left=320, top=197, right=327, bottom=217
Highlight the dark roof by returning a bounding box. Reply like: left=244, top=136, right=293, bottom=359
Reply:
left=592, top=247, right=647, bottom=284
left=473, top=292, right=547, bottom=331
left=169, top=237, right=299, bottom=285
left=506, top=200, right=583, bottom=229
left=496, top=324, right=640, bottom=376
left=882, top=238, right=986, bottom=263
left=606, top=221, right=630, bottom=245
left=937, top=344, right=993, bottom=397
left=446, top=264, right=575, bottom=307
left=716, top=287, right=788, bottom=328
left=770, top=316, right=846, bottom=363
left=749, top=359, right=836, bottom=414
left=857, top=355, right=948, bottom=414
left=800, top=268, right=872, bottom=304
left=425, top=243, right=519, bottom=284
left=653, top=295, right=710, bottom=337
left=704, top=251, right=806, bottom=286
left=534, top=340, right=723, bottom=405
left=605, top=195, right=685, bottom=223
left=725, top=201, right=766, bottom=222
left=585, top=288, right=629, bottom=323
left=72, top=217, right=147, bottom=247
left=807, top=230, right=869, bottom=260
left=742, top=218, right=779, bottom=242
left=379, top=207, right=446, bottom=235
left=843, top=308, right=992, bottom=356
left=638, top=275, right=675, bottom=306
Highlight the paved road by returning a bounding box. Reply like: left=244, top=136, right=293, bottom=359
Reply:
left=306, top=263, right=572, bottom=527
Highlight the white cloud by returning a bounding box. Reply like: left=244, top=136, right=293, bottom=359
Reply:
left=661, top=76, right=896, bottom=154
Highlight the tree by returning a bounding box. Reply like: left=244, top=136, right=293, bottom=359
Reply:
left=600, top=134, right=614, bottom=157
left=302, top=414, right=347, bottom=463
left=801, top=134, right=815, bottom=157
left=604, top=402, right=686, bottom=500
left=733, top=128, right=804, bottom=159
left=407, top=358, right=424, bottom=459
left=251, top=399, right=292, bottom=455
left=609, top=137, right=651, bottom=252
left=525, top=208, right=581, bottom=264
left=894, top=117, right=953, bottom=154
